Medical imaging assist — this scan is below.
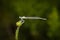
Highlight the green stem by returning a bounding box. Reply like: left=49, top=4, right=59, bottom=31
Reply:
left=15, top=26, right=20, bottom=40
left=15, top=19, right=24, bottom=40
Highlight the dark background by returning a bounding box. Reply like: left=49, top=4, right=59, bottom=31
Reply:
left=0, top=0, right=60, bottom=40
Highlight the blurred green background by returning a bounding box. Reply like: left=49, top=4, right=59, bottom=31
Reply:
left=0, top=0, right=60, bottom=40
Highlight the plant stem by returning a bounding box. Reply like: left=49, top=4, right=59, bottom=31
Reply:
left=15, top=26, right=20, bottom=40
left=15, top=19, right=24, bottom=40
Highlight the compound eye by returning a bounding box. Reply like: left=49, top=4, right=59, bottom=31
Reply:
left=22, top=16, right=25, bottom=18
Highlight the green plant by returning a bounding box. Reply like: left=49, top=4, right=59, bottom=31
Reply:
left=15, top=20, right=24, bottom=40
left=15, top=16, right=46, bottom=40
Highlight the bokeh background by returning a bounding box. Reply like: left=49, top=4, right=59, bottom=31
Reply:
left=0, top=0, right=60, bottom=40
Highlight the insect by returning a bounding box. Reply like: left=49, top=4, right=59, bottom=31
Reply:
left=16, top=16, right=47, bottom=27
left=15, top=16, right=47, bottom=40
